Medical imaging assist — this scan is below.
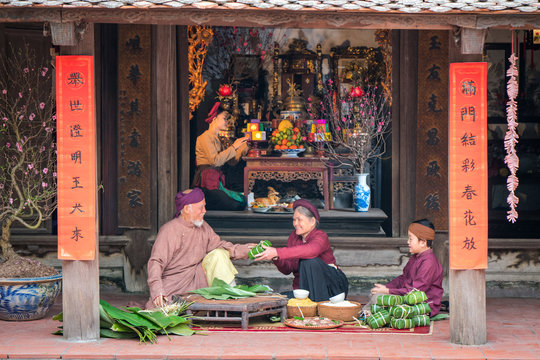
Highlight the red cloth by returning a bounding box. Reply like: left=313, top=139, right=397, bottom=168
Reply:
left=385, top=249, right=443, bottom=316
left=199, top=168, right=225, bottom=190
left=274, top=229, right=336, bottom=290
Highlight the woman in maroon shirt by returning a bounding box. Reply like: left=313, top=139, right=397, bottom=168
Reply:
left=254, top=199, right=348, bottom=301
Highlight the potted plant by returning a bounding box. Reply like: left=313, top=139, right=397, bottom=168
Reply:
left=0, top=44, right=61, bottom=320
left=309, top=79, right=391, bottom=211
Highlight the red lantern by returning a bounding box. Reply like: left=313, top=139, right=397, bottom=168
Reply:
left=218, top=84, right=233, bottom=97
left=350, top=86, right=364, bottom=98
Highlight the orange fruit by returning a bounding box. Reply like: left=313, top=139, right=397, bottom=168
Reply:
left=281, top=139, right=288, bottom=145
left=290, top=145, right=297, bottom=149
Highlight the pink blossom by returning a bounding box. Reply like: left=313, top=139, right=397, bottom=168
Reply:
left=43, top=168, right=48, bottom=174
left=1, top=90, right=6, bottom=94
left=2, top=117, right=7, bottom=122
left=23, top=68, right=29, bottom=73
left=29, top=113, right=35, bottom=121
left=19, top=115, right=23, bottom=120
left=42, top=182, right=48, bottom=188
left=9, top=198, right=13, bottom=204
left=42, top=122, right=46, bottom=127
left=40, top=146, right=45, bottom=153
left=16, top=143, right=22, bottom=152
left=0, top=183, right=3, bottom=189
left=5, top=142, right=10, bottom=148
left=28, top=163, right=34, bottom=170
left=18, top=92, right=22, bottom=98
left=53, top=172, right=57, bottom=177
left=39, top=102, right=45, bottom=109
left=52, top=115, right=56, bottom=120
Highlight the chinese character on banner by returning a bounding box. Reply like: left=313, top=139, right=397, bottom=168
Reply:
left=449, top=63, right=488, bottom=269
left=56, top=56, right=96, bottom=260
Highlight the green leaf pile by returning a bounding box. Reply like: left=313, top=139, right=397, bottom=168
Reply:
left=53, top=299, right=196, bottom=343
left=190, top=278, right=270, bottom=300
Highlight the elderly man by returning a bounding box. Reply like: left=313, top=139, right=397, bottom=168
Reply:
left=146, top=188, right=254, bottom=309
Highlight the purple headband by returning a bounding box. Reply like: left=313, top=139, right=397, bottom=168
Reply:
left=205, top=102, right=221, bottom=124
left=293, top=199, right=320, bottom=222
left=175, top=188, right=205, bottom=218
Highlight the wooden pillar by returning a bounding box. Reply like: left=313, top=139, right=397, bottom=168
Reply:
left=153, top=25, right=178, bottom=228
left=391, top=30, right=418, bottom=237
left=59, top=22, right=100, bottom=341
left=448, top=28, right=486, bottom=345
left=177, top=26, right=190, bottom=191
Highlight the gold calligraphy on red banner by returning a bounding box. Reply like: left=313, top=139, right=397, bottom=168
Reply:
left=449, top=62, right=488, bottom=269
left=56, top=56, right=96, bottom=260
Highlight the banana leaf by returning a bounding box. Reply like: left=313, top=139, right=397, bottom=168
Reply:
left=234, top=284, right=272, bottom=293
left=100, top=328, right=139, bottom=339
left=100, top=300, right=160, bottom=330
left=162, top=323, right=196, bottom=336
left=53, top=299, right=197, bottom=342
left=190, top=278, right=261, bottom=299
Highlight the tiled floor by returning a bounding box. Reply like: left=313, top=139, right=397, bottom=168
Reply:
left=1, top=295, right=539, bottom=359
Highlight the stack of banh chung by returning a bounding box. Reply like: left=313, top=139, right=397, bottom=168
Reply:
left=366, top=290, right=431, bottom=329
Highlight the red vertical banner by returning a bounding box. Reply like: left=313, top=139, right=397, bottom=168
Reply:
left=56, top=56, right=96, bottom=260
left=449, top=63, right=488, bottom=269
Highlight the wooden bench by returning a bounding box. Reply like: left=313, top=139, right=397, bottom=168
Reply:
left=173, top=294, right=288, bottom=330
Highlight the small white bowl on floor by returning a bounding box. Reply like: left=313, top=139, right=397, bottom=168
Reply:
left=293, top=289, right=309, bottom=299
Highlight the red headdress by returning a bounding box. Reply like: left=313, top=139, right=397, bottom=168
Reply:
left=205, top=102, right=221, bottom=124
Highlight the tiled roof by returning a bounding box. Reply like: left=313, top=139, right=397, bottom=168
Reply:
left=1, top=0, right=539, bottom=13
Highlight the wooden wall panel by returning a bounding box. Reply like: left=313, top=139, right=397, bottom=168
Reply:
left=415, top=30, right=449, bottom=230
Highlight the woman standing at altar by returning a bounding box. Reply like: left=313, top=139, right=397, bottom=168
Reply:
left=193, top=102, right=249, bottom=210
left=254, top=199, right=349, bottom=302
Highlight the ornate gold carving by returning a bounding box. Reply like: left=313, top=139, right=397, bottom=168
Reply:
left=188, top=25, right=213, bottom=120
left=375, top=29, right=393, bottom=106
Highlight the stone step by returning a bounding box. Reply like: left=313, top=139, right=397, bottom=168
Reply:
left=204, top=208, right=388, bottom=238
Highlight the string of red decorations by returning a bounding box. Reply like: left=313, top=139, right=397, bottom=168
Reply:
left=504, top=52, right=519, bottom=223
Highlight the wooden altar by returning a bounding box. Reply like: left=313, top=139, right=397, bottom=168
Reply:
left=243, top=156, right=330, bottom=210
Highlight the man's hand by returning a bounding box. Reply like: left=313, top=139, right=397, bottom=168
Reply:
left=370, top=283, right=389, bottom=295
left=254, top=244, right=278, bottom=261
left=153, top=294, right=168, bottom=308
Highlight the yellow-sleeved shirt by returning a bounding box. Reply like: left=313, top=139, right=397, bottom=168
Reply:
left=195, top=129, right=247, bottom=167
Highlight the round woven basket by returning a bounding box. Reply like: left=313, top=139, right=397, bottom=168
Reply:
left=287, top=304, right=318, bottom=318
left=317, top=301, right=362, bottom=322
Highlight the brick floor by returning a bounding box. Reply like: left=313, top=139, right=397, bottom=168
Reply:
left=0, top=295, right=539, bottom=359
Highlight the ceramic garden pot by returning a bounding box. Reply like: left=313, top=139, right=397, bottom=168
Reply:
left=0, top=273, right=62, bottom=321
left=353, top=173, right=371, bottom=212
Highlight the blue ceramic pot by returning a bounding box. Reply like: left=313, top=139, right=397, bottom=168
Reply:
left=0, top=273, right=62, bottom=321
left=353, top=173, right=371, bottom=212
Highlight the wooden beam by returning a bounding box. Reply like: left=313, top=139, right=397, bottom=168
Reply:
left=59, top=23, right=100, bottom=341
left=154, top=25, right=178, bottom=228
left=448, top=36, right=486, bottom=346
left=449, top=270, right=487, bottom=344
left=397, top=30, right=418, bottom=237
left=2, top=8, right=540, bottom=30
left=177, top=26, right=190, bottom=191
left=391, top=30, right=400, bottom=237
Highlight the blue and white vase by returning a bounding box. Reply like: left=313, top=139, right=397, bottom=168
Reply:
left=0, top=273, right=62, bottom=321
left=353, top=173, right=370, bottom=212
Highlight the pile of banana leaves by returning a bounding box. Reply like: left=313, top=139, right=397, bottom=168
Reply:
left=53, top=299, right=196, bottom=343
left=190, top=278, right=271, bottom=300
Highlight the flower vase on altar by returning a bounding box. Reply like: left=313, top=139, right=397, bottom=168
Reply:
left=353, top=173, right=370, bottom=212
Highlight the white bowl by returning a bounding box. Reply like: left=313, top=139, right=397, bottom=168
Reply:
left=329, top=292, right=345, bottom=304
left=293, top=289, right=310, bottom=299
